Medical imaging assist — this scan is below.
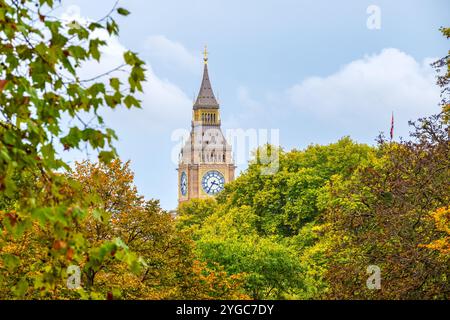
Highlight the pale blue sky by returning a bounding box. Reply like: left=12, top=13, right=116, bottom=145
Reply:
left=57, top=0, right=449, bottom=209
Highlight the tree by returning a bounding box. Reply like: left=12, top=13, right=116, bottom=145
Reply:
left=295, top=28, right=450, bottom=300
left=319, top=114, right=449, bottom=299
left=177, top=198, right=218, bottom=236
left=216, top=138, right=376, bottom=237
left=431, top=27, right=450, bottom=121
left=177, top=260, right=249, bottom=300
left=177, top=138, right=376, bottom=299
left=420, top=27, right=450, bottom=258
left=68, top=159, right=247, bottom=299
left=0, top=0, right=145, bottom=298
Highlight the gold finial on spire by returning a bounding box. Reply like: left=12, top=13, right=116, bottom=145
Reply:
left=203, top=45, right=208, bottom=64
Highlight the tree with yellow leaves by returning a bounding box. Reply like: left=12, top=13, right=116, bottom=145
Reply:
left=423, top=207, right=450, bottom=255
left=68, top=159, right=247, bottom=299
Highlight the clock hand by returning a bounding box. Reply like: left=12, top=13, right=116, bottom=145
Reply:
left=211, top=181, right=219, bottom=190
left=208, top=180, right=220, bottom=192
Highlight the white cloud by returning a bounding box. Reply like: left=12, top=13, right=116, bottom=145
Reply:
left=106, top=65, right=191, bottom=134
left=288, top=48, right=440, bottom=123
left=59, top=6, right=192, bottom=132
left=237, top=86, right=263, bottom=112
left=60, top=5, right=82, bottom=22
left=144, top=35, right=201, bottom=73
left=222, top=86, right=270, bottom=131
left=229, top=49, right=441, bottom=146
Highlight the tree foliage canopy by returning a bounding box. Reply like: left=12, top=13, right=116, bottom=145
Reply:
left=0, top=0, right=146, bottom=298
left=0, top=1, right=448, bottom=300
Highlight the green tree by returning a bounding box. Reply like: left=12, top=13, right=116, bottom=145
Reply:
left=194, top=205, right=304, bottom=299
left=217, top=138, right=376, bottom=237
left=177, top=138, right=376, bottom=299
left=177, top=198, right=218, bottom=236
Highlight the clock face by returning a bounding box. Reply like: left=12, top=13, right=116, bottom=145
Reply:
left=202, top=170, right=225, bottom=195
left=180, top=171, right=188, bottom=196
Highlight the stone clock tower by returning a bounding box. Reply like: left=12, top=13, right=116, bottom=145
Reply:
left=177, top=47, right=235, bottom=204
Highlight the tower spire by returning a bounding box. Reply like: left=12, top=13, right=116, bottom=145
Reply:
left=194, top=46, right=219, bottom=110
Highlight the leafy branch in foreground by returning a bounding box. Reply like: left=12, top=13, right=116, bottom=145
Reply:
left=0, top=0, right=145, bottom=298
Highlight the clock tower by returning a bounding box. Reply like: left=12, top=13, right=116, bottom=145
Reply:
left=178, top=47, right=235, bottom=204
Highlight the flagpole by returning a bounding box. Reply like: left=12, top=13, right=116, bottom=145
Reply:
left=390, top=111, right=394, bottom=142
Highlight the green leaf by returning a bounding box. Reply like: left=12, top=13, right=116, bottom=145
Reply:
left=98, top=150, right=116, bottom=164
left=89, top=39, right=102, bottom=61
left=110, top=78, right=121, bottom=91
left=68, top=45, right=87, bottom=60
left=60, top=127, right=82, bottom=149
left=123, top=51, right=136, bottom=65
left=106, top=19, right=119, bottom=35
left=123, top=95, right=141, bottom=109
left=117, top=8, right=131, bottom=16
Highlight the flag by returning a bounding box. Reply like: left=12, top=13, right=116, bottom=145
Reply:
left=390, top=112, right=394, bottom=140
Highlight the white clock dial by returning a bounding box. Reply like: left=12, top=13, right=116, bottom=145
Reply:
left=180, top=171, right=188, bottom=196
left=201, top=170, right=225, bottom=195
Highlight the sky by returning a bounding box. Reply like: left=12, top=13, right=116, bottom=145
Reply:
left=54, top=0, right=450, bottom=210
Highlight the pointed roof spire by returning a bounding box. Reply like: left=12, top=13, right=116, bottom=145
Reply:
left=194, top=45, right=219, bottom=110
